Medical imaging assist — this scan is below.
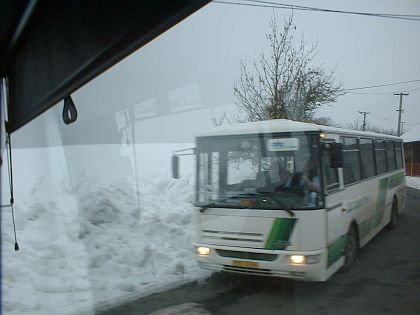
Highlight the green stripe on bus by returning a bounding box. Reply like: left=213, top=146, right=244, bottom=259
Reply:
left=360, top=175, right=393, bottom=238
left=265, top=218, right=297, bottom=250
left=327, top=235, right=346, bottom=267
left=360, top=210, right=385, bottom=239
left=388, top=171, right=404, bottom=189
left=375, top=177, right=388, bottom=212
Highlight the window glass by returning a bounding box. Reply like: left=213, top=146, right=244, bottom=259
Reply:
left=342, top=137, right=361, bottom=185
left=395, top=142, right=403, bottom=169
left=197, top=152, right=222, bottom=202
left=198, top=152, right=209, bottom=203
left=360, top=138, right=376, bottom=178
left=386, top=141, right=396, bottom=171
left=322, top=145, right=339, bottom=191
left=227, top=151, right=259, bottom=185
left=211, top=152, right=220, bottom=200
left=196, top=133, right=323, bottom=209
left=375, top=140, right=387, bottom=174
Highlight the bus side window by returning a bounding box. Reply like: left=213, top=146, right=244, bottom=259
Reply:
left=322, top=147, right=339, bottom=191
left=360, top=138, right=376, bottom=179
left=375, top=140, right=387, bottom=174
left=395, top=142, right=403, bottom=169
left=342, top=137, right=362, bottom=185
left=386, top=141, right=396, bottom=171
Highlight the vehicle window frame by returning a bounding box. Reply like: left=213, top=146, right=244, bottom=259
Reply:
left=342, top=136, right=362, bottom=186
left=359, top=137, right=376, bottom=179
left=374, top=139, right=387, bottom=175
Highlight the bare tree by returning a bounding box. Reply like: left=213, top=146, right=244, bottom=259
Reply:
left=210, top=110, right=246, bottom=127
left=307, top=116, right=336, bottom=127
left=229, top=15, right=343, bottom=124
left=342, top=118, right=397, bottom=136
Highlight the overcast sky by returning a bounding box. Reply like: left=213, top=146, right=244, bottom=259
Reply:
left=13, top=0, right=420, bottom=146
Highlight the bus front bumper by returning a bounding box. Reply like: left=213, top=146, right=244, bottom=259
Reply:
left=194, top=244, right=331, bottom=281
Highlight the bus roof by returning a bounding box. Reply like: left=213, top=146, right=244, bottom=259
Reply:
left=197, top=119, right=402, bottom=140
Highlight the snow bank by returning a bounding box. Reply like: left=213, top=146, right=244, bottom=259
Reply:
left=406, top=176, right=420, bottom=190
left=1, top=145, right=209, bottom=315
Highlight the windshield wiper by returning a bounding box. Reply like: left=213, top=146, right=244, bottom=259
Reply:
left=198, top=192, right=295, bottom=217
left=255, top=189, right=295, bottom=217
left=278, top=203, right=295, bottom=217
left=198, top=193, right=259, bottom=213
left=259, top=196, right=295, bottom=217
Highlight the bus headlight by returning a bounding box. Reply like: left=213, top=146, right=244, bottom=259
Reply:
left=288, top=254, right=320, bottom=265
left=196, top=246, right=210, bottom=256
left=289, top=255, right=305, bottom=264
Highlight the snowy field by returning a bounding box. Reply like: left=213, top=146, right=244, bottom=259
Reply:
left=1, top=144, right=209, bottom=315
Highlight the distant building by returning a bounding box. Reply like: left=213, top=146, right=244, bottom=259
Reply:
left=402, top=125, right=420, bottom=177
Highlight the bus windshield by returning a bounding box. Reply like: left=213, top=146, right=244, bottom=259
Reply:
left=196, top=132, right=323, bottom=210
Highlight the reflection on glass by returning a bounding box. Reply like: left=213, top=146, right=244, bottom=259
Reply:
left=135, top=98, right=157, bottom=119
left=197, top=133, right=322, bottom=209
left=168, top=82, right=202, bottom=112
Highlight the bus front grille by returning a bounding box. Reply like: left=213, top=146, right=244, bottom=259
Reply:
left=222, top=265, right=305, bottom=278
left=216, top=249, right=277, bottom=261
left=201, top=230, right=264, bottom=245
left=223, top=265, right=272, bottom=275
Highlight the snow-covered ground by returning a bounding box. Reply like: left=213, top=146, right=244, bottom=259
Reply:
left=406, top=176, right=420, bottom=190
left=1, top=144, right=209, bottom=315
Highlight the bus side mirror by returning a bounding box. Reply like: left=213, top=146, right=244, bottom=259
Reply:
left=330, top=143, right=343, bottom=168
left=172, top=155, right=180, bottom=179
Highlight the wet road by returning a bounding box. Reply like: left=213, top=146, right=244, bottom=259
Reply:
left=98, top=187, right=420, bottom=315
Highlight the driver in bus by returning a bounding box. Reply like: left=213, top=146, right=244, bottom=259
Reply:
left=301, top=157, right=320, bottom=206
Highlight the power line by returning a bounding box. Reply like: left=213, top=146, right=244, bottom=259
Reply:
left=362, top=110, right=418, bottom=128
left=246, top=0, right=420, bottom=19
left=346, top=86, right=420, bottom=95
left=347, top=91, right=394, bottom=95
left=345, top=79, right=420, bottom=91
left=223, top=0, right=420, bottom=21
left=213, top=0, right=420, bottom=21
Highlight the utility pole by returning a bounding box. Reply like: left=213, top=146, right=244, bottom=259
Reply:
left=401, top=121, right=406, bottom=135
left=358, top=111, right=369, bottom=131
left=394, top=92, right=408, bottom=137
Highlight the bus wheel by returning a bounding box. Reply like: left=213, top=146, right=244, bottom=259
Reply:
left=341, top=226, right=358, bottom=272
left=387, top=198, right=398, bottom=230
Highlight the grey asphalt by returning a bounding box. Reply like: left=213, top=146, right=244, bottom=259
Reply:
left=97, top=187, right=420, bottom=315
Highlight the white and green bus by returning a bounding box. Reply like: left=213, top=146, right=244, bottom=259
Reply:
left=174, top=119, right=406, bottom=281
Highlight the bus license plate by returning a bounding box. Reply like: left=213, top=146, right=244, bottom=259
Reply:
left=232, top=260, right=259, bottom=268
